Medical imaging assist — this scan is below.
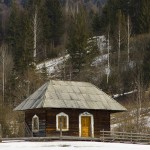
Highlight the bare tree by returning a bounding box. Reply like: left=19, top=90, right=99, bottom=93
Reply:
left=33, top=5, right=38, bottom=61
left=115, top=10, right=127, bottom=68
left=127, top=14, right=130, bottom=62
left=31, top=2, right=42, bottom=63
left=127, top=14, right=132, bottom=63
left=106, top=32, right=110, bottom=84
left=0, top=43, right=13, bottom=125
left=134, top=64, right=143, bottom=132
left=0, top=44, right=13, bottom=105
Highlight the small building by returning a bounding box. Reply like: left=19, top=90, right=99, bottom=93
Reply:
left=14, top=80, right=126, bottom=138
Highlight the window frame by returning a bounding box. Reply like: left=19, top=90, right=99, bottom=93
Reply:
left=56, top=112, right=69, bottom=131
left=32, top=114, right=39, bottom=133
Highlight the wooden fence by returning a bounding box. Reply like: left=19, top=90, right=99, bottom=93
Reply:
left=100, top=130, right=150, bottom=144
left=0, top=128, right=150, bottom=144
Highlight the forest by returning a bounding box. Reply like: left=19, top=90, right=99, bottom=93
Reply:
left=0, top=0, right=150, bottom=137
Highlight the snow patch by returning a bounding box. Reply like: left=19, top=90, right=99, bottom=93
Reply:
left=113, top=90, right=137, bottom=98
left=36, top=55, right=69, bottom=75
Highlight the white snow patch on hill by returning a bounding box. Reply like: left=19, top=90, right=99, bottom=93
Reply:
left=36, top=55, right=69, bottom=75
left=91, top=54, right=108, bottom=66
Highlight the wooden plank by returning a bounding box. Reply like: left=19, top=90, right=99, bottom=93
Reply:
left=24, top=108, right=111, bottom=138
left=25, top=109, right=46, bottom=137
left=46, top=109, right=110, bottom=137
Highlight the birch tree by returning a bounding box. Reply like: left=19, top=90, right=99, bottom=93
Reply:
left=30, top=0, right=42, bottom=63
left=115, top=10, right=127, bottom=67
left=0, top=44, right=13, bottom=105
left=127, top=14, right=131, bottom=63
left=106, top=32, right=110, bottom=84
left=33, top=5, right=37, bottom=61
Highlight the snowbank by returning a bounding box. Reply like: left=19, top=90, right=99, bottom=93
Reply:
left=0, top=141, right=150, bottom=150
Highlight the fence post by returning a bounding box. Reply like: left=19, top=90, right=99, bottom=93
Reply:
left=0, top=124, right=2, bottom=142
left=102, top=129, right=104, bottom=142
left=139, top=133, right=141, bottom=143
left=130, top=131, right=132, bottom=143
left=60, top=121, right=62, bottom=140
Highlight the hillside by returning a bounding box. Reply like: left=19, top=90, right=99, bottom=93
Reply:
left=0, top=0, right=150, bottom=137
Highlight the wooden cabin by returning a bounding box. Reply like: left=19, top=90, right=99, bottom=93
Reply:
left=14, top=80, right=126, bottom=138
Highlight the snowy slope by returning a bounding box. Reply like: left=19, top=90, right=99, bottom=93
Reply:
left=36, top=36, right=107, bottom=75
left=36, top=54, right=69, bottom=75
left=0, top=141, right=150, bottom=150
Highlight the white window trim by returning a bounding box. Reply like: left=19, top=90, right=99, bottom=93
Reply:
left=79, top=112, right=94, bottom=137
left=56, top=112, right=69, bottom=131
left=32, top=114, right=39, bottom=133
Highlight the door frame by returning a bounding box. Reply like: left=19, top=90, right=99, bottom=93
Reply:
left=79, top=112, right=94, bottom=137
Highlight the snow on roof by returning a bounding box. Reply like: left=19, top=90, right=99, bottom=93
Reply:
left=14, top=80, right=126, bottom=112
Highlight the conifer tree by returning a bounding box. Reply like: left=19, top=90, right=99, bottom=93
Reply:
left=67, top=9, right=89, bottom=72
left=7, top=2, right=33, bottom=73
left=43, top=0, right=64, bottom=47
left=138, top=0, right=150, bottom=33
left=67, top=7, right=97, bottom=72
left=7, top=2, right=22, bottom=72
left=143, top=42, right=150, bottom=86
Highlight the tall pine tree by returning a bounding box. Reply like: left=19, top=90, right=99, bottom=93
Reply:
left=43, top=0, right=64, bottom=47
left=67, top=7, right=97, bottom=72
left=7, top=2, right=33, bottom=73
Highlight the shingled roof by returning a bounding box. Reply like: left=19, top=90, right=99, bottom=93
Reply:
left=14, top=80, right=127, bottom=112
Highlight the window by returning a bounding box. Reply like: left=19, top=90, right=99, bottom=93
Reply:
left=32, top=115, right=39, bottom=133
left=56, top=112, right=69, bottom=131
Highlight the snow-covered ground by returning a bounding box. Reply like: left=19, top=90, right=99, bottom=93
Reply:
left=113, top=90, right=137, bottom=98
left=91, top=54, right=108, bottom=66
left=0, top=141, right=150, bottom=150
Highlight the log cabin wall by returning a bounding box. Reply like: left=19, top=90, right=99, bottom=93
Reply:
left=45, top=108, right=110, bottom=138
left=25, top=108, right=110, bottom=137
left=25, top=109, right=46, bottom=137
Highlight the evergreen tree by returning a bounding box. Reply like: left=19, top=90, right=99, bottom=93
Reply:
left=7, top=2, right=33, bottom=73
left=7, top=2, right=22, bottom=71
left=67, top=8, right=97, bottom=72
left=0, top=7, right=3, bottom=42
left=92, top=13, right=102, bottom=35
left=143, top=42, right=150, bottom=86
left=138, top=0, right=150, bottom=33
left=4, top=0, right=12, bottom=7
left=43, top=0, right=64, bottom=47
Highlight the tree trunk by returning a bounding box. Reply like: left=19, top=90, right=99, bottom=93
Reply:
left=33, top=6, right=37, bottom=62
left=127, top=15, right=130, bottom=62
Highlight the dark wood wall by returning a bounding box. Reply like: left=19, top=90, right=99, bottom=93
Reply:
left=25, top=109, right=46, bottom=137
left=25, top=108, right=110, bottom=138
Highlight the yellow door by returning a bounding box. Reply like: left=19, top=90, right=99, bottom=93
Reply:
left=81, top=116, right=91, bottom=137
